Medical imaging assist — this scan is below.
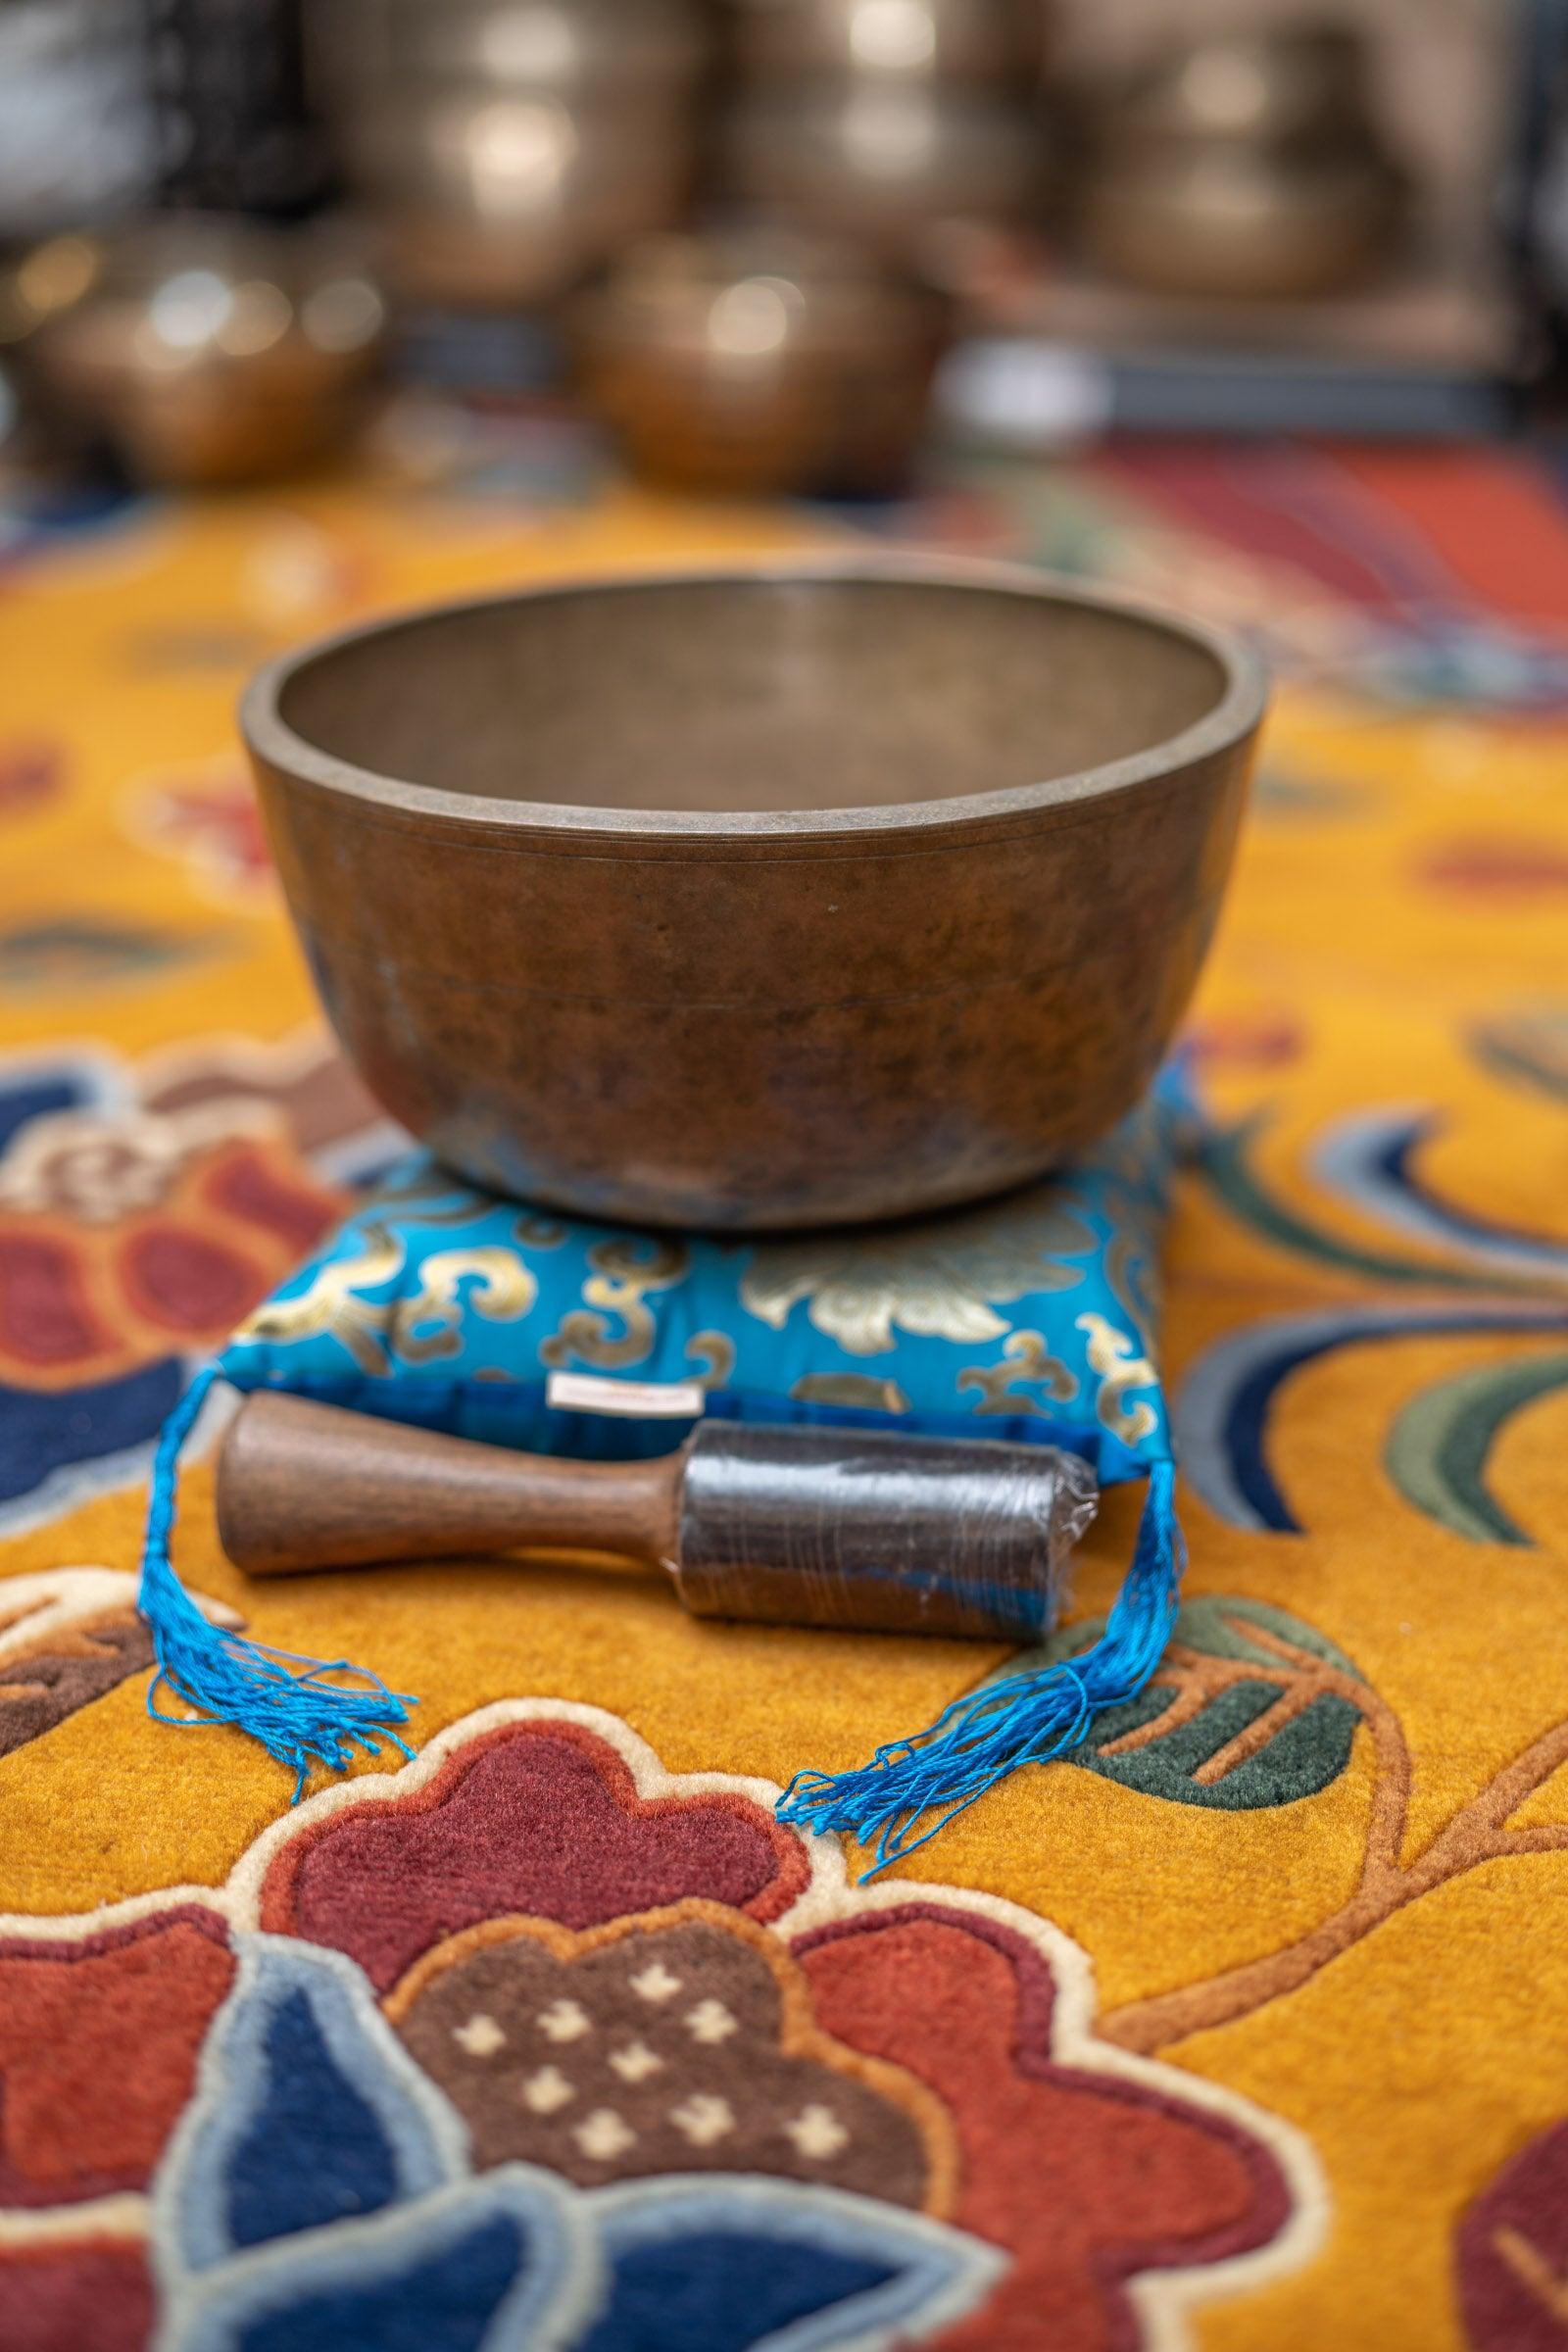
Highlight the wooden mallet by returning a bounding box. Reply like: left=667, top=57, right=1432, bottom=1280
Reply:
left=217, top=1392, right=1096, bottom=1642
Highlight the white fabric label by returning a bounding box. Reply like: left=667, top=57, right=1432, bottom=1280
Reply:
left=546, top=1370, right=707, bottom=1420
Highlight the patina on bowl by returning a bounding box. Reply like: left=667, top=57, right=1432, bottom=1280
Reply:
left=241, top=562, right=1266, bottom=1231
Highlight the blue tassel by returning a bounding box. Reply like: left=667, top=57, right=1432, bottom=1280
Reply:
left=777, top=1458, right=1184, bottom=1878
left=138, top=1366, right=417, bottom=1800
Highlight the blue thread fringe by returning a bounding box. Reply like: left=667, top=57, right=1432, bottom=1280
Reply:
left=138, top=1366, right=417, bottom=1801
left=777, top=1458, right=1184, bottom=1878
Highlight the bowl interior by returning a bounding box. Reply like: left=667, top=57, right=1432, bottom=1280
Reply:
left=274, top=574, right=1233, bottom=816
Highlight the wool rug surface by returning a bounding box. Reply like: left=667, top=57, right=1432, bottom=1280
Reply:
left=0, top=442, right=1565, bottom=2352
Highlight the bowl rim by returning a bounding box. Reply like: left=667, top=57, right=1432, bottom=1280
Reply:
left=239, top=554, right=1269, bottom=845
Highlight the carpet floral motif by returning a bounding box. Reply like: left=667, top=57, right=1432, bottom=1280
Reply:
left=0, top=1703, right=1319, bottom=2352
left=0, top=1569, right=238, bottom=1761
left=0, top=1033, right=396, bottom=1535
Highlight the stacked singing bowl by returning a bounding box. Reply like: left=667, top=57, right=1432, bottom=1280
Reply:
left=242, top=562, right=1265, bottom=1232
left=310, top=0, right=708, bottom=309
left=1080, top=24, right=1405, bottom=301
left=719, top=0, right=1048, bottom=261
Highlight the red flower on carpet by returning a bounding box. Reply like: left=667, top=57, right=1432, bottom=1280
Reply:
left=1415, top=839, right=1568, bottom=899
left=0, top=1033, right=391, bottom=1533
left=1, top=2240, right=153, bottom=2352
left=0, top=744, right=63, bottom=820
left=0, top=1910, right=234, bottom=2207
left=125, top=760, right=275, bottom=905
left=0, top=1117, right=343, bottom=1386
left=255, top=1717, right=811, bottom=1984
left=1457, top=2120, right=1568, bottom=2352
left=0, top=1704, right=1318, bottom=2351
left=1186, top=1008, right=1307, bottom=1077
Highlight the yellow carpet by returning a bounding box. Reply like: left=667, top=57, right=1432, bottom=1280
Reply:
left=1, top=446, right=1565, bottom=2352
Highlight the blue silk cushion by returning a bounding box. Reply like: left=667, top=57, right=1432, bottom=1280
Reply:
left=218, top=1081, right=1181, bottom=1493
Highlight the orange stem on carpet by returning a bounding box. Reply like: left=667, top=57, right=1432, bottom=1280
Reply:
left=1097, top=1623, right=1568, bottom=2055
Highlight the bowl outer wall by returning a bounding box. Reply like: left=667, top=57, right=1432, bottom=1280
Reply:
left=241, top=562, right=1265, bottom=1230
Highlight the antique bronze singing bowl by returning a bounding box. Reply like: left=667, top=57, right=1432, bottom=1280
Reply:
left=242, top=564, right=1265, bottom=1230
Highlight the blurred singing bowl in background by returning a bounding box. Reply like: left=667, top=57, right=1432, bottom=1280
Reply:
left=242, top=564, right=1265, bottom=1232
left=1081, top=143, right=1402, bottom=303
left=27, top=219, right=386, bottom=487
left=721, top=85, right=1045, bottom=252
left=1103, top=21, right=1387, bottom=150
left=329, top=88, right=698, bottom=309
left=571, top=231, right=947, bottom=495
left=313, top=0, right=707, bottom=98
left=311, top=0, right=706, bottom=308
left=1081, top=20, right=1404, bottom=301
left=727, top=0, right=1043, bottom=89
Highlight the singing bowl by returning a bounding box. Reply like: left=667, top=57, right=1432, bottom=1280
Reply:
left=311, top=0, right=707, bottom=309
left=1082, top=143, right=1402, bottom=302
left=571, top=230, right=947, bottom=496
left=241, top=564, right=1265, bottom=1230
left=720, top=89, right=1045, bottom=251
left=1102, top=23, right=1384, bottom=151
left=28, top=219, right=386, bottom=488
left=728, top=0, right=1041, bottom=90
left=312, top=0, right=707, bottom=100
left=329, top=90, right=697, bottom=309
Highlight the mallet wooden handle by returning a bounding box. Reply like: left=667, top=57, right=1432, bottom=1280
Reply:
left=218, top=1392, right=684, bottom=1576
